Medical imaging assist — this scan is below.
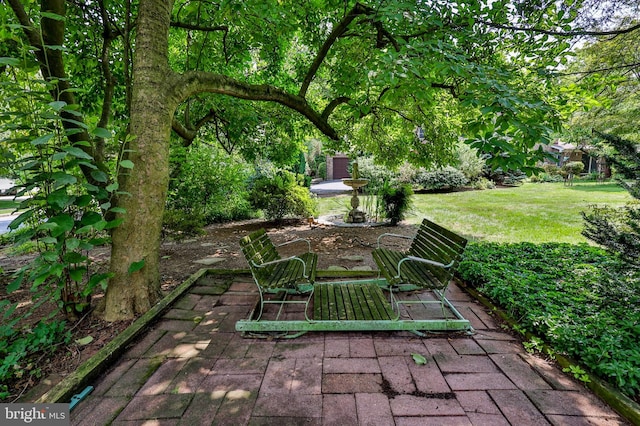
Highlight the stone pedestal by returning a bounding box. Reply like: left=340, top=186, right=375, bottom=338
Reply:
left=346, top=189, right=366, bottom=223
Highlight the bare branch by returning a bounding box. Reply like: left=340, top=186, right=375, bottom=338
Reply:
left=554, top=61, right=640, bottom=77
left=475, top=19, right=640, bottom=38
left=170, top=21, right=228, bottom=32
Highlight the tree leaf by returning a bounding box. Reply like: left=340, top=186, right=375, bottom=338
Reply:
left=119, top=160, right=134, bottom=169
left=52, top=171, right=77, bottom=186
left=0, top=57, right=20, bottom=66
left=49, top=101, right=67, bottom=111
left=63, top=146, right=93, bottom=160
left=48, top=214, right=75, bottom=237
left=9, top=210, right=34, bottom=230
left=31, top=133, right=54, bottom=146
left=411, top=353, right=427, bottom=365
left=91, top=127, right=111, bottom=138
left=128, top=260, right=145, bottom=275
left=75, top=336, right=94, bottom=346
left=90, top=170, right=108, bottom=183
left=41, top=11, right=66, bottom=21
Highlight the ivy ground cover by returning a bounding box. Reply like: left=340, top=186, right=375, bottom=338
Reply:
left=458, top=242, right=640, bottom=400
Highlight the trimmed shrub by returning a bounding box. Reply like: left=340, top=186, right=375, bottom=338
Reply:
left=471, top=177, right=496, bottom=190
left=417, top=166, right=468, bottom=191
left=316, top=161, right=327, bottom=179
left=166, top=144, right=254, bottom=230
left=249, top=169, right=317, bottom=220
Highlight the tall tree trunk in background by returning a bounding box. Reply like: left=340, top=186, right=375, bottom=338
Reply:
left=103, top=0, right=175, bottom=321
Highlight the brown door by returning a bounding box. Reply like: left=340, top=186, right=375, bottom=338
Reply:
left=333, top=157, right=350, bottom=179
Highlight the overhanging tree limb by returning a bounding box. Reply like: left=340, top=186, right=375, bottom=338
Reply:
left=170, top=72, right=340, bottom=140
left=299, top=2, right=373, bottom=98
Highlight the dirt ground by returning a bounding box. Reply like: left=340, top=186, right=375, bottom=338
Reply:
left=0, top=218, right=418, bottom=402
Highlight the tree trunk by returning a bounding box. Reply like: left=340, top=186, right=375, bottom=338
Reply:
left=103, top=0, right=175, bottom=321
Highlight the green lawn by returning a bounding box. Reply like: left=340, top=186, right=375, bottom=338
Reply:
left=317, top=182, right=632, bottom=244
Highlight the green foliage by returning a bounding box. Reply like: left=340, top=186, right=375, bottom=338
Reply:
left=458, top=242, right=640, bottom=398
left=457, top=142, right=487, bottom=182
left=470, top=177, right=496, bottom=190
left=162, top=209, right=206, bottom=237
left=166, top=143, right=254, bottom=232
left=316, top=161, right=327, bottom=180
left=561, top=161, right=585, bottom=176
left=416, top=166, right=469, bottom=191
left=0, top=49, right=119, bottom=397
left=356, top=157, right=398, bottom=188
left=249, top=167, right=317, bottom=221
left=0, top=319, right=70, bottom=400
left=582, top=132, right=640, bottom=266
left=380, top=183, right=413, bottom=226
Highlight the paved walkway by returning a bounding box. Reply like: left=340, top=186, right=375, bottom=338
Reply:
left=70, top=274, right=628, bottom=425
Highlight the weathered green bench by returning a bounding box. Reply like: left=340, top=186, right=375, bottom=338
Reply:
left=239, top=228, right=317, bottom=321
left=236, top=223, right=473, bottom=337
left=372, top=218, right=468, bottom=314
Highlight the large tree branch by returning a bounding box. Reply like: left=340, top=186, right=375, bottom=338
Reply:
left=171, top=108, right=219, bottom=147
left=170, top=72, right=340, bottom=140
left=299, top=2, right=374, bottom=98
left=322, top=97, right=351, bottom=121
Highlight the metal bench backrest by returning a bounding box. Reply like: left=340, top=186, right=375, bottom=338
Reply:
left=409, top=218, right=468, bottom=283
left=239, top=229, right=280, bottom=280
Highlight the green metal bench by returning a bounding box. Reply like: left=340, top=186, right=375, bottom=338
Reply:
left=239, top=229, right=317, bottom=321
left=372, top=218, right=468, bottom=316
left=236, top=222, right=472, bottom=338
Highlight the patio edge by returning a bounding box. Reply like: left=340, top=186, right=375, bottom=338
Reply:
left=36, top=268, right=213, bottom=404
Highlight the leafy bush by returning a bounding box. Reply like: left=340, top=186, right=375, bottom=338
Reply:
left=162, top=209, right=206, bottom=237
left=562, top=161, right=585, bottom=176
left=487, top=169, right=527, bottom=186
left=0, top=319, right=70, bottom=400
left=356, top=157, right=398, bottom=188
left=316, top=161, right=327, bottom=179
left=416, top=166, right=468, bottom=191
left=380, top=183, right=413, bottom=225
left=458, top=242, right=640, bottom=399
left=530, top=172, right=564, bottom=183
left=470, top=177, right=496, bottom=190
left=167, top=144, right=254, bottom=231
left=249, top=169, right=317, bottom=220
left=583, top=132, right=640, bottom=267
left=457, top=142, right=486, bottom=182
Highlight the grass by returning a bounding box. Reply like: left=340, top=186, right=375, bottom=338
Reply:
left=317, top=181, right=632, bottom=244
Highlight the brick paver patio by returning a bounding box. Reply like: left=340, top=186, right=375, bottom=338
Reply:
left=70, top=274, right=629, bottom=425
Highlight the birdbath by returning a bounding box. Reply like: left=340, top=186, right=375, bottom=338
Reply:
left=342, top=162, right=369, bottom=223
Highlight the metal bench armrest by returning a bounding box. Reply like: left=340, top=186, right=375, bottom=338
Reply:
left=277, top=238, right=311, bottom=252
left=252, top=256, right=308, bottom=278
left=376, top=233, right=413, bottom=248
left=395, top=256, right=454, bottom=279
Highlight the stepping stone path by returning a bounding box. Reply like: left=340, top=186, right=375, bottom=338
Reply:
left=193, top=257, right=226, bottom=266
left=339, top=255, right=365, bottom=261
